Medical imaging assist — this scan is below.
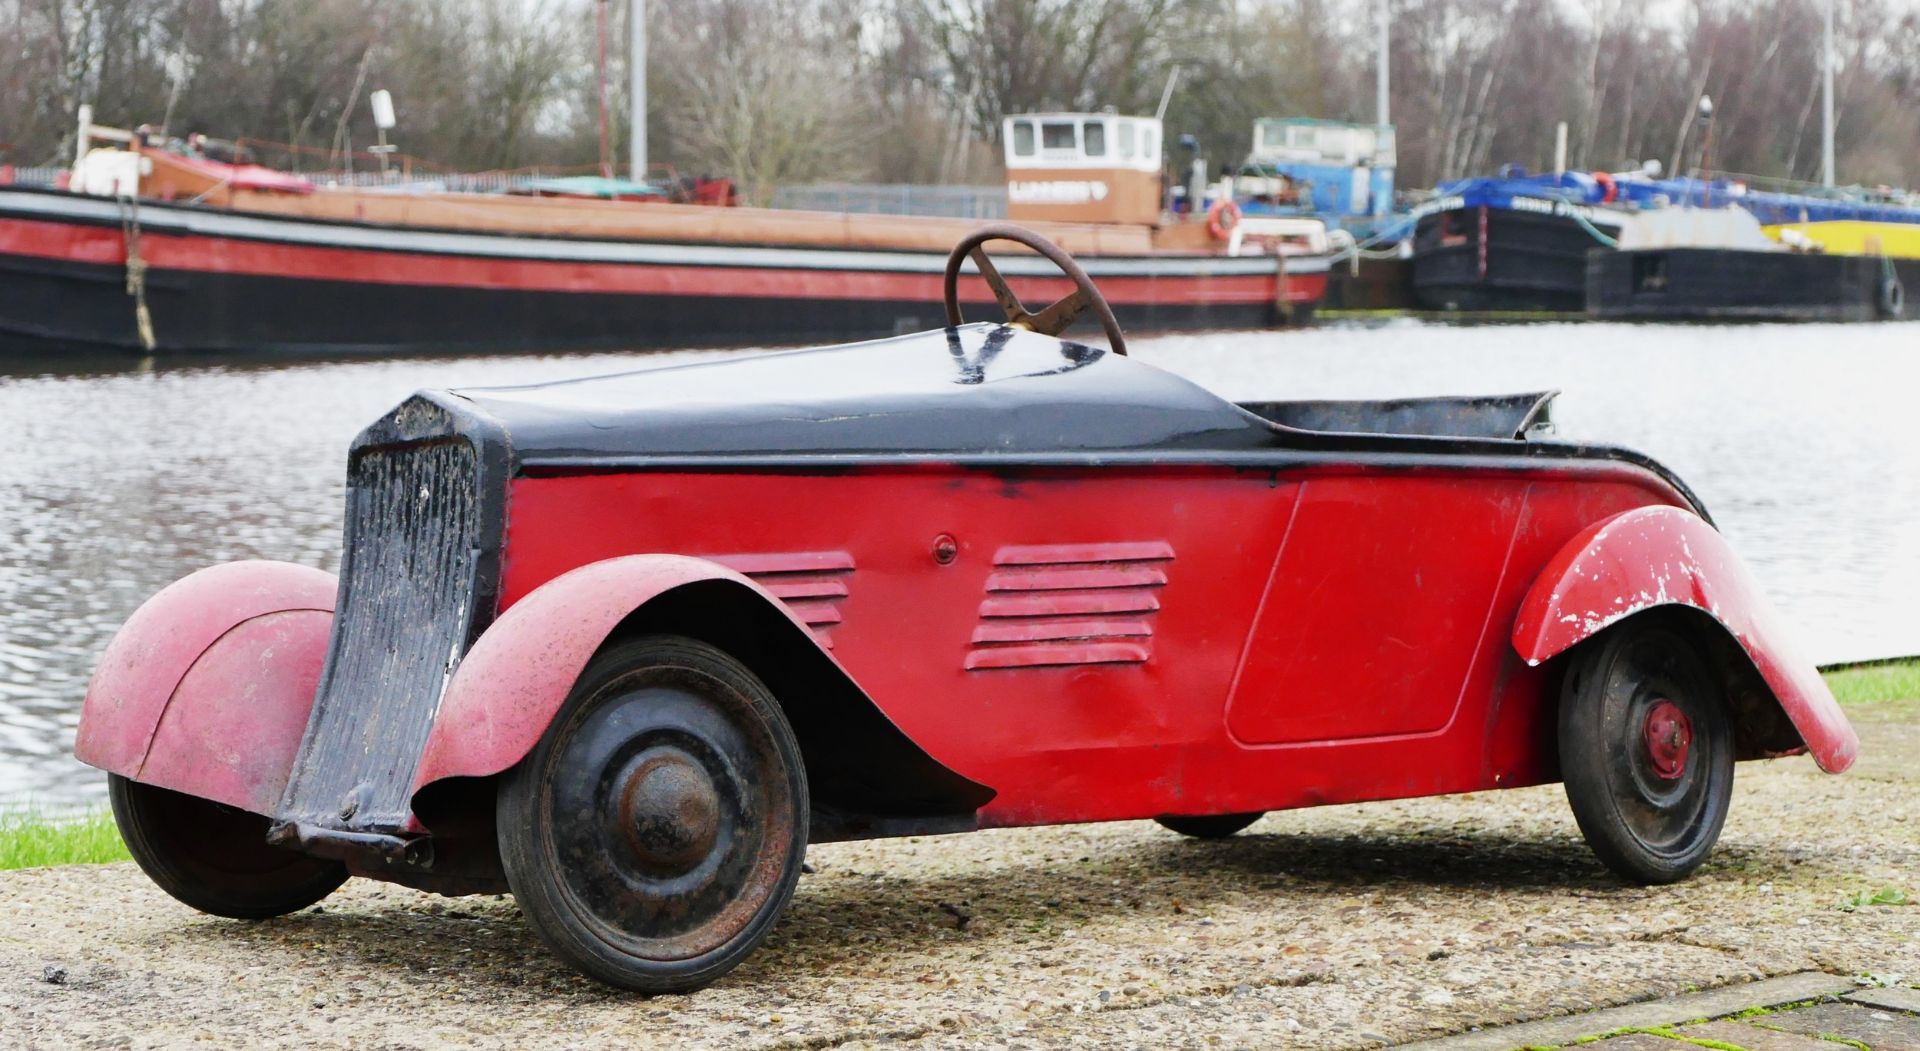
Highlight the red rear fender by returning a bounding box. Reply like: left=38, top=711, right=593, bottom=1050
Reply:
left=410, top=554, right=992, bottom=823
left=1512, top=506, right=1857, bottom=773
left=75, top=560, right=338, bottom=813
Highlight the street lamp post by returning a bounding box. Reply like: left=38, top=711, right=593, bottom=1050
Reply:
left=1376, top=0, right=1390, bottom=130
left=630, top=0, right=647, bottom=181
left=1821, top=0, right=1835, bottom=188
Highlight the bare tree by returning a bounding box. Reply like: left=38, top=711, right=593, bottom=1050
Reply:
left=2, top=0, right=1916, bottom=192
left=651, top=0, right=873, bottom=202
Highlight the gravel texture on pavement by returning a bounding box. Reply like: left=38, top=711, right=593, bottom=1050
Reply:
left=3, top=701, right=1915, bottom=1050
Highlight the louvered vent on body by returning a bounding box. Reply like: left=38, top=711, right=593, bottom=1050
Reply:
left=707, top=551, right=854, bottom=647
left=967, top=541, right=1174, bottom=670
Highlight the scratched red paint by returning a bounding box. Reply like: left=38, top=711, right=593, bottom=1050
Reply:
left=75, top=560, right=335, bottom=783
left=439, top=466, right=1831, bottom=829
left=1512, top=505, right=1858, bottom=773
left=135, top=609, right=333, bottom=814
left=408, top=554, right=836, bottom=797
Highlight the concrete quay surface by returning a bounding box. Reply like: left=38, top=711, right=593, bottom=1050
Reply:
left=3, top=699, right=1915, bottom=1050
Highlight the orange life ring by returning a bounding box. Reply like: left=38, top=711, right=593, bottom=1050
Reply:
left=1207, top=198, right=1241, bottom=240
left=1592, top=170, right=1618, bottom=204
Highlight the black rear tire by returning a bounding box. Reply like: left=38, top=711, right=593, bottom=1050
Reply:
left=497, top=635, right=808, bottom=993
left=108, top=775, right=347, bottom=919
left=1558, top=623, right=1734, bottom=884
left=1155, top=812, right=1263, bottom=839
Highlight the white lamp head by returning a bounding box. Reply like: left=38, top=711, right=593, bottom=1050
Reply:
left=371, top=90, right=397, bottom=131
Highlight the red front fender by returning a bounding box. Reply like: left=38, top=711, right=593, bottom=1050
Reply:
left=1512, top=506, right=1857, bottom=773
left=75, top=560, right=338, bottom=813
left=410, top=555, right=828, bottom=789
left=412, top=556, right=772, bottom=794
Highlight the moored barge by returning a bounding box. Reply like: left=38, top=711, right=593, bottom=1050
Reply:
left=1412, top=168, right=1920, bottom=317
left=1588, top=207, right=1918, bottom=322
left=1409, top=173, right=1628, bottom=312
left=0, top=112, right=1330, bottom=358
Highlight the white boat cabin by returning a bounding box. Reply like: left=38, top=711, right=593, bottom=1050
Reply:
left=1002, top=113, right=1162, bottom=226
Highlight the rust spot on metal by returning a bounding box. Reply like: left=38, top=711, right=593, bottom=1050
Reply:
left=932, top=534, right=959, bottom=565
left=1643, top=698, right=1693, bottom=780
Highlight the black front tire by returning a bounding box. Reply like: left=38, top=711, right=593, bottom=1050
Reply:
left=1155, top=812, right=1264, bottom=839
left=1558, top=623, right=1735, bottom=884
left=109, top=775, right=347, bottom=919
left=497, top=635, right=809, bottom=993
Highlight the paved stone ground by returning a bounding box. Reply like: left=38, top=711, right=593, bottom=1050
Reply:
left=1402, top=972, right=1920, bottom=1049
left=1569, top=995, right=1920, bottom=1050
left=2, top=699, right=1915, bottom=1049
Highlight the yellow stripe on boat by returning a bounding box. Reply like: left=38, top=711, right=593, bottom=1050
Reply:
left=1763, top=220, right=1920, bottom=260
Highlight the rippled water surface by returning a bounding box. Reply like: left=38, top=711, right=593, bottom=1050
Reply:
left=3, top=321, right=1917, bottom=806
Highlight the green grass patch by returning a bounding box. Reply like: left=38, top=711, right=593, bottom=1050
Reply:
left=1833, top=886, right=1910, bottom=912
left=1566, top=1024, right=1746, bottom=1049
left=0, top=808, right=129, bottom=870
left=1820, top=659, right=1920, bottom=706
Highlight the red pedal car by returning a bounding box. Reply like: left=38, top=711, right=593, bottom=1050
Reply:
left=77, top=226, right=1857, bottom=992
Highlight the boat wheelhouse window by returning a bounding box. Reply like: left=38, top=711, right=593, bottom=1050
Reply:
left=1083, top=120, right=1107, bottom=157
left=1117, top=120, right=1136, bottom=159
left=1142, top=125, right=1158, bottom=160
left=1041, top=121, right=1077, bottom=156
left=1012, top=121, right=1036, bottom=157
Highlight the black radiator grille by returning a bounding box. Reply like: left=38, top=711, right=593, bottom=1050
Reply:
left=281, top=439, right=484, bottom=832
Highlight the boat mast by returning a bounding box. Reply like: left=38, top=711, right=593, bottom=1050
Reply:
left=630, top=0, right=647, bottom=180
left=1375, top=0, right=1390, bottom=131
left=1821, top=0, right=1835, bottom=188
left=596, top=0, right=612, bottom=178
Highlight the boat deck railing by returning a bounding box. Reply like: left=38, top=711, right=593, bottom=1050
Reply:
left=1686, top=167, right=1918, bottom=208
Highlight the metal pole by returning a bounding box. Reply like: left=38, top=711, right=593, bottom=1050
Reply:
left=1376, top=0, right=1390, bottom=129
left=629, top=0, right=647, bottom=180
left=1821, top=0, right=1835, bottom=188
left=596, top=0, right=612, bottom=178
left=74, top=104, right=93, bottom=170
left=1154, top=66, right=1180, bottom=123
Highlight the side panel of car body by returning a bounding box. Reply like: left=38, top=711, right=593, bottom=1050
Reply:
left=494, top=463, right=1686, bottom=827
left=1511, top=505, right=1858, bottom=773
left=1225, top=475, right=1529, bottom=745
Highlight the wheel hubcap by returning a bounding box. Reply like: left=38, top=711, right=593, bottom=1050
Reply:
left=542, top=680, right=799, bottom=962
left=1642, top=699, right=1693, bottom=780
left=619, top=748, right=722, bottom=876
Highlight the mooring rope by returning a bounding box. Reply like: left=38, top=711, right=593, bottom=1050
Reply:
left=1324, top=213, right=1419, bottom=264
left=117, top=195, right=157, bottom=353
left=1565, top=206, right=1620, bottom=248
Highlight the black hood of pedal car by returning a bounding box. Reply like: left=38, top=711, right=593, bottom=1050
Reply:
left=430, top=323, right=1274, bottom=464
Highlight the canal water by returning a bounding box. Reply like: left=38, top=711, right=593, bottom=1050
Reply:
left=3, top=321, right=1916, bottom=807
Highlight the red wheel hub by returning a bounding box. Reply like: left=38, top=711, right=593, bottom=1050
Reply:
left=1642, top=699, right=1693, bottom=780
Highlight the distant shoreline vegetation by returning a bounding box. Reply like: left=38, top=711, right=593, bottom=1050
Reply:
left=2, top=658, right=1913, bottom=872
left=5, top=0, right=1917, bottom=202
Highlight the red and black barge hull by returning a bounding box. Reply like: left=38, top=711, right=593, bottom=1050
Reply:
left=1587, top=246, right=1917, bottom=322
left=0, top=187, right=1328, bottom=357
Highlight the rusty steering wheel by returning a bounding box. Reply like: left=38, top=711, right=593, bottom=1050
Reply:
left=942, top=223, right=1127, bottom=356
